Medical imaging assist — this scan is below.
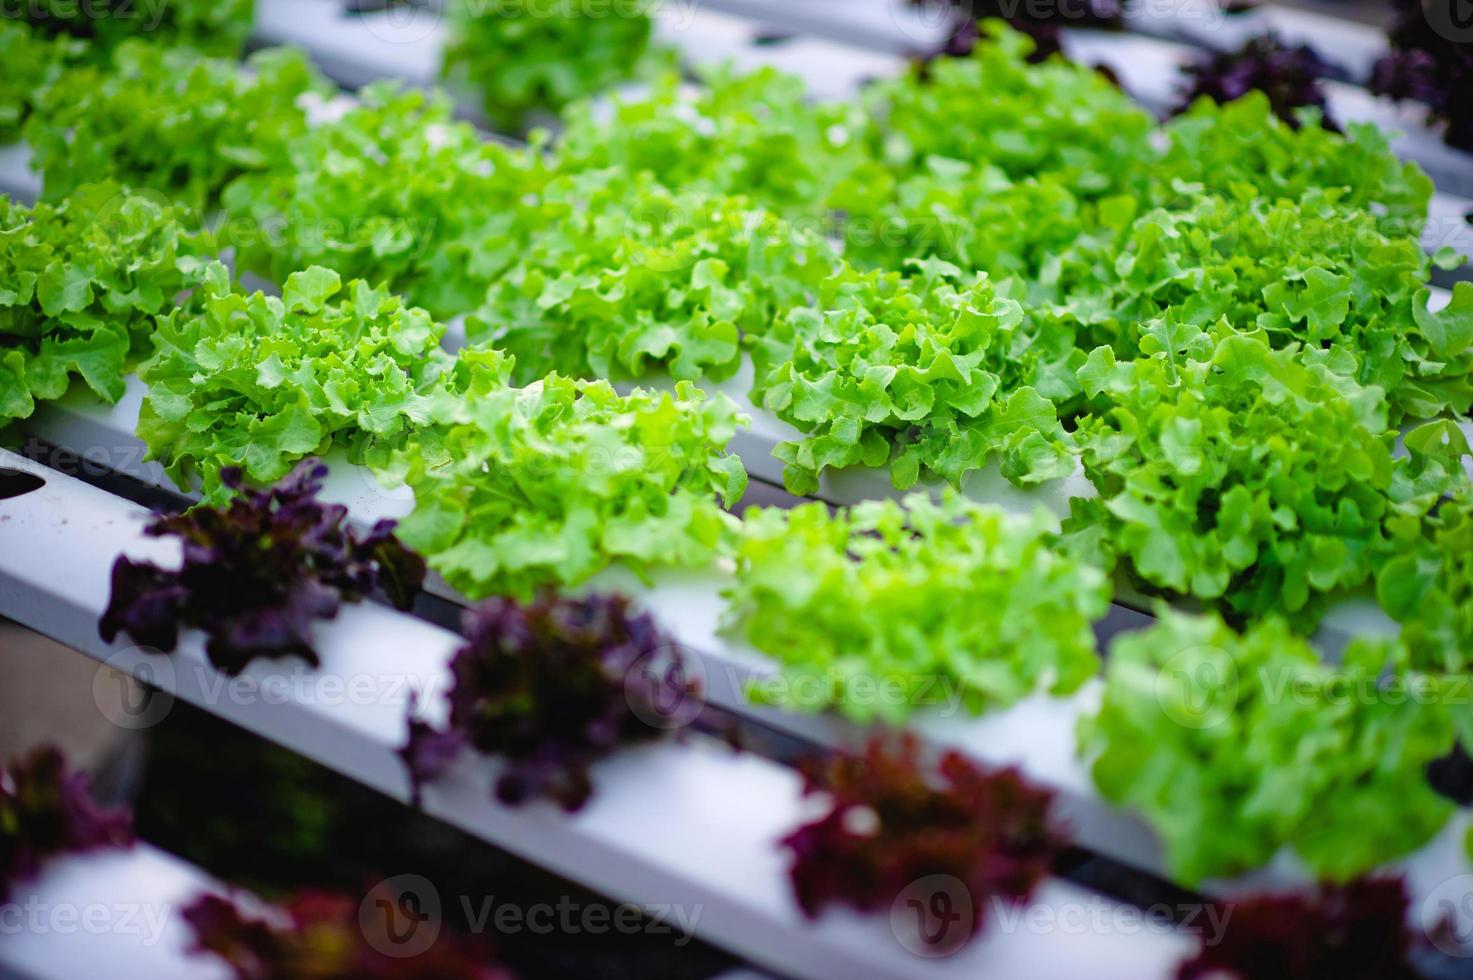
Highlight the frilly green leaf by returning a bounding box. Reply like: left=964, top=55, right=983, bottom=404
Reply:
left=723, top=493, right=1109, bottom=725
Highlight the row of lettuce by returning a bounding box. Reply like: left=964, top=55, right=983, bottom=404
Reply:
left=2, top=18, right=1471, bottom=893
left=11, top=725, right=1437, bottom=974
left=921, top=0, right=1473, bottom=152
left=0, top=0, right=659, bottom=139
left=85, top=459, right=1468, bottom=968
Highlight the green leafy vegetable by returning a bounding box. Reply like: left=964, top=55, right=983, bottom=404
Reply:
left=723, top=494, right=1109, bottom=725
left=555, top=65, right=867, bottom=218
left=1066, top=321, right=1399, bottom=630
left=1377, top=426, right=1473, bottom=676
left=222, top=82, right=549, bottom=321
left=442, top=0, right=656, bottom=130
left=835, top=29, right=1430, bottom=295
left=137, top=266, right=455, bottom=502
left=468, top=168, right=833, bottom=384
left=1051, top=190, right=1473, bottom=421
left=392, top=351, right=748, bottom=600
left=751, top=257, right=1074, bottom=495
left=833, top=160, right=1112, bottom=286
left=823, top=21, right=1159, bottom=283
left=858, top=21, right=1155, bottom=199
left=0, top=20, right=79, bottom=144
left=0, top=182, right=212, bottom=422
left=1154, top=91, right=1432, bottom=234
left=25, top=42, right=327, bottom=213
left=1080, top=608, right=1458, bottom=884
left=5, top=0, right=255, bottom=59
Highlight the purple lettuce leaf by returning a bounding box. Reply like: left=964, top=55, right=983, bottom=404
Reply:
left=780, top=735, right=1065, bottom=943
left=99, top=459, right=426, bottom=676
left=185, top=887, right=514, bottom=979
left=397, top=691, right=468, bottom=809
left=1371, top=0, right=1473, bottom=150
left=399, top=593, right=697, bottom=812
left=1, top=746, right=134, bottom=901
left=1174, top=33, right=1336, bottom=130
left=911, top=0, right=1123, bottom=64
left=1176, top=878, right=1424, bottom=979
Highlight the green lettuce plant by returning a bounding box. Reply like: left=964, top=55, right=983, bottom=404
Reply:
left=25, top=42, right=326, bottom=214
left=4, top=0, right=255, bottom=59
left=442, top=0, right=656, bottom=130
left=751, top=257, right=1075, bottom=496
left=222, top=83, right=550, bottom=321
left=858, top=22, right=1156, bottom=198
left=554, top=66, right=867, bottom=218
left=835, top=29, right=1432, bottom=294
left=391, top=349, right=748, bottom=600
left=1080, top=608, right=1459, bottom=884
left=0, top=20, right=79, bottom=144
left=832, top=160, right=1112, bottom=285
left=0, top=182, right=212, bottom=422
left=137, top=266, right=456, bottom=503
left=723, top=494, right=1110, bottom=724
left=1153, top=91, right=1432, bottom=233
left=1050, top=190, right=1473, bottom=421
left=1377, top=422, right=1473, bottom=677
left=1066, top=321, right=1398, bottom=630
left=467, top=168, right=834, bottom=384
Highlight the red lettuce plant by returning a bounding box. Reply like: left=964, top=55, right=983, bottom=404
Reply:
left=1371, top=0, right=1473, bottom=150
left=1174, top=33, right=1336, bottom=129
left=780, top=736, right=1065, bottom=945
left=397, top=690, right=468, bottom=810
left=400, top=594, right=698, bottom=812
left=1177, top=878, right=1425, bottom=979
left=185, top=888, right=513, bottom=979
left=99, top=459, right=425, bottom=675
left=1, top=746, right=133, bottom=900
left=912, top=2, right=1123, bottom=63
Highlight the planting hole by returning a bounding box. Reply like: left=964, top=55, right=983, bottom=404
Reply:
left=0, top=468, right=45, bottom=500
